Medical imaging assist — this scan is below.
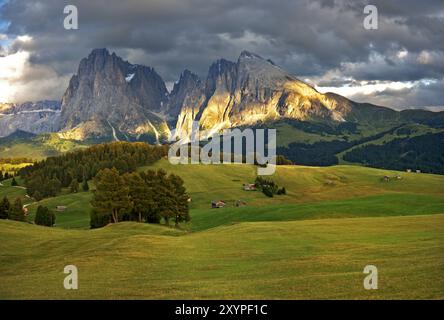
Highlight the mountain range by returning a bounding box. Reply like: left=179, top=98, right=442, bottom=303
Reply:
left=1, top=48, right=443, bottom=172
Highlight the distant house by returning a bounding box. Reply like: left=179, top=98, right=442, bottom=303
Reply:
left=243, top=183, right=257, bottom=191
left=56, top=206, right=67, bottom=212
left=211, top=200, right=226, bottom=209
left=416, top=170, right=421, bottom=174
left=382, top=176, right=390, bottom=182
left=406, top=169, right=412, bottom=173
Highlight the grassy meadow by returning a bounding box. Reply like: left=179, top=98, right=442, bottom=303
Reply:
left=0, top=215, right=443, bottom=299
left=0, top=160, right=443, bottom=299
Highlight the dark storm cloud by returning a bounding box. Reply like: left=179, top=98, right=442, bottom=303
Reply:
left=0, top=0, right=443, bottom=107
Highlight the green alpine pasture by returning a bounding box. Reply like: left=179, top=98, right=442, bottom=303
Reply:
left=0, top=215, right=443, bottom=299
left=0, top=161, right=443, bottom=299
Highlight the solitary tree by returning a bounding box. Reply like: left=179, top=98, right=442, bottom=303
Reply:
left=34, top=206, right=56, bottom=227
left=11, top=177, right=18, bottom=186
left=8, top=198, right=25, bottom=222
left=0, top=196, right=10, bottom=219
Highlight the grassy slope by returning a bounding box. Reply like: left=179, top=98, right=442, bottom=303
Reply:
left=0, top=214, right=443, bottom=299
left=0, top=133, right=87, bottom=160
left=147, top=160, right=444, bottom=208
left=1, top=162, right=444, bottom=299
left=0, top=177, right=30, bottom=204
left=26, top=192, right=93, bottom=229
left=2, top=160, right=443, bottom=230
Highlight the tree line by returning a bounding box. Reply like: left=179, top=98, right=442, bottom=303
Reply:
left=90, top=168, right=190, bottom=228
left=277, top=125, right=404, bottom=166
left=343, top=132, right=444, bottom=174
left=19, top=142, right=169, bottom=200
left=0, top=171, right=16, bottom=181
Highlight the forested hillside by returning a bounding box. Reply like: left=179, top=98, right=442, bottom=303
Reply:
left=19, top=142, right=169, bottom=200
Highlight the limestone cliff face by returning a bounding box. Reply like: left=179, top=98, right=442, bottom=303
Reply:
left=3, top=49, right=396, bottom=142
left=172, top=51, right=355, bottom=139
left=167, top=70, right=206, bottom=139
left=60, top=48, right=170, bottom=141
left=0, top=101, right=61, bottom=137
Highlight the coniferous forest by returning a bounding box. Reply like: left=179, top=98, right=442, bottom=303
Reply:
left=343, top=132, right=444, bottom=174
left=19, top=142, right=169, bottom=200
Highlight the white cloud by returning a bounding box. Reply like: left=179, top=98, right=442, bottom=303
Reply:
left=417, top=50, right=432, bottom=64
left=0, top=47, right=69, bottom=103
left=0, top=33, right=71, bottom=103
left=316, top=81, right=416, bottom=97
left=16, top=35, right=32, bottom=43
left=397, top=49, right=408, bottom=59
left=0, top=51, right=30, bottom=102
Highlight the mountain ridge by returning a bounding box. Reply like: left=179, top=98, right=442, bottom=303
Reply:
left=1, top=48, right=444, bottom=142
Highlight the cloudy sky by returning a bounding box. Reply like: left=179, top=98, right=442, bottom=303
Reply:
left=0, top=0, right=443, bottom=110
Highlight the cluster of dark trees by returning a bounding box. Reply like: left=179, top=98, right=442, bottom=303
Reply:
left=254, top=176, right=286, bottom=197
left=34, top=206, right=56, bottom=227
left=19, top=142, right=169, bottom=200
left=0, top=196, right=56, bottom=227
left=278, top=140, right=350, bottom=166
left=0, top=196, right=26, bottom=221
left=276, top=155, right=293, bottom=165
left=343, top=132, right=444, bottom=174
left=0, top=171, right=14, bottom=181
left=90, top=168, right=190, bottom=229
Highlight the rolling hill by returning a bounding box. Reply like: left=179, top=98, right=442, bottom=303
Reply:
left=1, top=156, right=443, bottom=299
left=0, top=214, right=443, bottom=299
left=5, top=159, right=444, bottom=230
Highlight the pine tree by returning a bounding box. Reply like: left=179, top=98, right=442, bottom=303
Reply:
left=9, top=198, right=25, bottom=222
left=168, top=174, right=190, bottom=227
left=0, top=196, right=10, bottom=219
left=82, top=177, right=89, bottom=192
left=91, top=168, right=132, bottom=224
left=48, top=178, right=62, bottom=197
left=11, top=177, right=18, bottom=186
left=33, top=191, right=43, bottom=201
left=123, top=172, right=154, bottom=222
left=34, top=206, right=56, bottom=227
left=69, top=179, right=79, bottom=193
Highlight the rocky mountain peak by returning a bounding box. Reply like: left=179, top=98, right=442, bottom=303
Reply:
left=177, top=69, right=200, bottom=86
left=59, top=48, right=170, bottom=141
left=239, top=50, right=263, bottom=60
left=167, top=69, right=204, bottom=120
